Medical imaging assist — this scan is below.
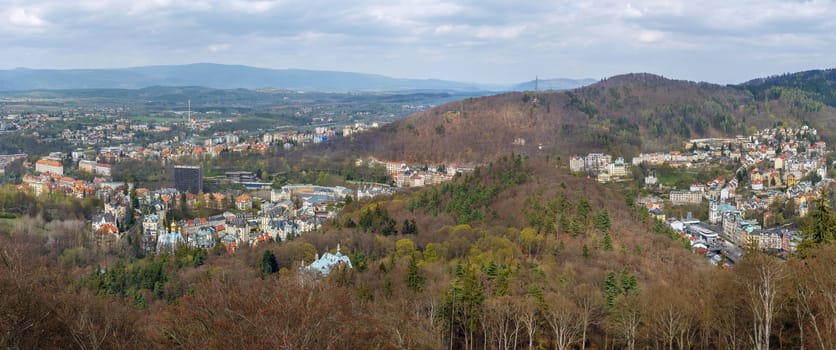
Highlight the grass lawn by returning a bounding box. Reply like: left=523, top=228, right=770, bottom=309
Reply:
left=657, top=171, right=699, bottom=186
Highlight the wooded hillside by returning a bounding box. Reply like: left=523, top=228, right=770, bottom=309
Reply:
left=3, top=155, right=836, bottom=349
left=327, top=73, right=836, bottom=163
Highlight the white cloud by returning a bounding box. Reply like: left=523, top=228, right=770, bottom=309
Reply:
left=8, top=8, right=47, bottom=27
left=364, top=0, right=463, bottom=28
left=622, top=3, right=643, bottom=18
left=434, top=24, right=527, bottom=40
left=637, top=30, right=665, bottom=43
left=287, top=31, right=346, bottom=42
left=227, top=0, right=283, bottom=14
left=207, top=43, right=230, bottom=52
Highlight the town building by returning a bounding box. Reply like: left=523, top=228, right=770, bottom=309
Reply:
left=607, top=158, right=628, bottom=177
left=95, top=163, right=112, bottom=177
left=708, top=201, right=738, bottom=225
left=670, top=190, right=703, bottom=205
left=174, top=165, right=203, bottom=194
left=303, top=244, right=353, bottom=276
left=157, top=222, right=185, bottom=254
left=225, top=171, right=257, bottom=183
left=35, top=158, right=63, bottom=175
left=644, top=174, right=658, bottom=187
left=79, top=159, right=97, bottom=173
left=569, top=156, right=585, bottom=173
left=235, top=194, right=253, bottom=211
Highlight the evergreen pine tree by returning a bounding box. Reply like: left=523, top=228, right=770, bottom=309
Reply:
left=569, top=217, right=581, bottom=236
left=577, top=199, right=592, bottom=222
left=603, top=230, right=613, bottom=251
left=153, top=281, right=164, bottom=299
left=604, top=272, right=621, bottom=308
left=381, top=218, right=398, bottom=236
left=134, top=292, right=147, bottom=309
left=130, top=188, right=140, bottom=212
left=620, top=269, right=639, bottom=295
left=798, top=188, right=836, bottom=257
left=454, top=262, right=464, bottom=277
left=406, top=257, right=427, bottom=293
left=123, top=200, right=134, bottom=230
left=180, top=192, right=188, bottom=216
left=459, top=267, right=484, bottom=336
left=485, top=261, right=498, bottom=278
left=401, top=218, right=418, bottom=235
left=359, top=208, right=374, bottom=231
left=593, top=208, right=611, bottom=232
left=261, top=250, right=279, bottom=275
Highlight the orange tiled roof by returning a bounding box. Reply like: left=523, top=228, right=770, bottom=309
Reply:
left=36, top=159, right=62, bottom=167
left=97, top=223, right=118, bottom=235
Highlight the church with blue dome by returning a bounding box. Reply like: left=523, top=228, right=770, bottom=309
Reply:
left=303, top=244, right=353, bottom=276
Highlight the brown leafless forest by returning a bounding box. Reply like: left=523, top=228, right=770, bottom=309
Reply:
left=2, top=155, right=835, bottom=349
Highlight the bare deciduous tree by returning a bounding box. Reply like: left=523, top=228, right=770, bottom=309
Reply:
left=610, top=294, right=641, bottom=350
left=793, top=246, right=836, bottom=350
left=573, top=283, right=603, bottom=350
left=484, top=296, right=521, bottom=350
left=737, top=254, right=786, bottom=350
left=516, top=296, right=540, bottom=350
left=545, top=292, right=581, bottom=350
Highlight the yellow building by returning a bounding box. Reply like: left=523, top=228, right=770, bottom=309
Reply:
left=785, top=173, right=798, bottom=187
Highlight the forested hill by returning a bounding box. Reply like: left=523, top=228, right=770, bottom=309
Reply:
left=738, top=69, right=836, bottom=106
left=330, top=72, right=836, bottom=163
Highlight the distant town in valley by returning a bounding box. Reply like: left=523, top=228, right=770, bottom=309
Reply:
left=571, top=125, right=831, bottom=263
left=3, top=84, right=830, bottom=268
left=0, top=101, right=479, bottom=263
left=3, top=66, right=836, bottom=350
left=7, top=0, right=836, bottom=347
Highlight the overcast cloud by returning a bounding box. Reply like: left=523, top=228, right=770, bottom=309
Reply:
left=0, top=0, right=834, bottom=84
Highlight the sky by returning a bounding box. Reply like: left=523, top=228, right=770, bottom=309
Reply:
left=1, top=0, right=834, bottom=84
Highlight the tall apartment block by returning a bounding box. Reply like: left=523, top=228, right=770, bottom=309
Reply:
left=174, top=165, right=203, bottom=194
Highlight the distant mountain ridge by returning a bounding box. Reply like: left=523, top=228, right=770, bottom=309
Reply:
left=0, top=63, right=594, bottom=92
